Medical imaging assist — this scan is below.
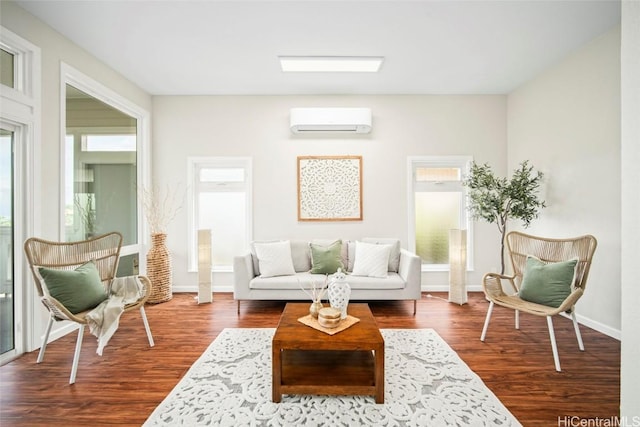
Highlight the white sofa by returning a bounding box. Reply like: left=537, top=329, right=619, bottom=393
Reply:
left=233, top=238, right=422, bottom=315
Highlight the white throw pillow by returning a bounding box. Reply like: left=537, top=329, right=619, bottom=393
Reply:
left=351, top=241, right=391, bottom=278
left=253, top=240, right=296, bottom=278
left=363, top=238, right=401, bottom=272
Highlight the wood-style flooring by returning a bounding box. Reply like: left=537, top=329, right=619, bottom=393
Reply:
left=0, top=292, right=620, bottom=426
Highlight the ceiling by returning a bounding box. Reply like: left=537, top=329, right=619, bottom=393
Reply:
left=15, top=0, right=621, bottom=96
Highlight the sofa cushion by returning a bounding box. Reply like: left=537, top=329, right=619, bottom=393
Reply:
left=343, top=273, right=405, bottom=290
left=250, top=273, right=325, bottom=290
left=310, top=240, right=344, bottom=274
left=250, top=240, right=277, bottom=275
left=290, top=240, right=312, bottom=272
left=312, top=239, right=348, bottom=269
left=249, top=272, right=405, bottom=290
left=252, top=240, right=310, bottom=275
left=346, top=241, right=356, bottom=272
left=351, top=241, right=391, bottom=278
left=253, top=240, right=296, bottom=278
left=363, top=238, right=401, bottom=272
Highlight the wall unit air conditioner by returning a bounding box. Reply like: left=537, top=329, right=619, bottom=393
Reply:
left=290, top=108, right=372, bottom=134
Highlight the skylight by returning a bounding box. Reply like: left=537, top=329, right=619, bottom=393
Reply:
left=279, top=56, right=384, bottom=73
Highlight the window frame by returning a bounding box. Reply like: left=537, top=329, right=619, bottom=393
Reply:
left=0, top=30, right=36, bottom=101
left=0, top=26, right=41, bottom=361
left=187, top=157, right=253, bottom=273
left=407, top=156, right=473, bottom=272
left=60, top=63, right=150, bottom=262
left=0, top=47, right=16, bottom=89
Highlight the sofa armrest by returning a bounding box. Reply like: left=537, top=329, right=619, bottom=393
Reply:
left=398, top=249, right=421, bottom=293
left=233, top=253, right=255, bottom=300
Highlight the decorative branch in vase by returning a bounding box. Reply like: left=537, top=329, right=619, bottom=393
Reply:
left=140, top=184, right=184, bottom=235
left=140, top=184, right=184, bottom=303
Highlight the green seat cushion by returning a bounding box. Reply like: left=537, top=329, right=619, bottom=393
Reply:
left=519, top=256, right=578, bottom=308
left=39, top=261, right=108, bottom=314
left=310, top=240, right=344, bottom=274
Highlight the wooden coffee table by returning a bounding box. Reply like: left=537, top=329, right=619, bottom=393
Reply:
left=272, top=303, right=384, bottom=403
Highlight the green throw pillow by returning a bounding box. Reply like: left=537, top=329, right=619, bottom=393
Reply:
left=310, top=240, right=344, bottom=274
left=519, top=256, right=578, bottom=308
left=39, top=261, right=108, bottom=314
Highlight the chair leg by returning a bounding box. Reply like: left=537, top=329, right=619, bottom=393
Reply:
left=70, top=325, right=85, bottom=384
left=237, top=300, right=240, bottom=315
left=140, top=306, right=155, bottom=347
left=515, top=310, right=520, bottom=330
left=413, top=300, right=417, bottom=315
left=37, top=316, right=54, bottom=363
left=546, top=316, right=561, bottom=372
left=571, top=311, right=585, bottom=351
left=481, top=301, right=494, bottom=341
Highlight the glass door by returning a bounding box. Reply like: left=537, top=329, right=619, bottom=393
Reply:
left=0, top=127, right=14, bottom=356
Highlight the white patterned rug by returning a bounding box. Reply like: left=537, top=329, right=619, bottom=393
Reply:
left=144, top=328, right=520, bottom=426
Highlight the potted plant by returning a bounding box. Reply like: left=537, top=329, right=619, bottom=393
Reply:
left=463, top=160, right=546, bottom=274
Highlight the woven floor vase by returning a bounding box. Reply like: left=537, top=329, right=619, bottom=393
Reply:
left=146, top=233, right=172, bottom=303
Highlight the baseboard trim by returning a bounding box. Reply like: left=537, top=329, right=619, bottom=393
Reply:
left=46, top=322, right=80, bottom=344
left=172, top=284, right=234, bottom=293
left=420, top=285, right=483, bottom=292
left=560, top=311, right=621, bottom=341
left=169, top=285, right=621, bottom=340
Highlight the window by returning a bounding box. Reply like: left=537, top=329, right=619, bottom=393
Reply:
left=188, top=157, right=252, bottom=272
left=65, top=85, right=138, bottom=246
left=62, top=64, right=150, bottom=279
left=82, top=134, right=136, bottom=152
left=0, top=48, right=15, bottom=88
left=408, top=156, right=472, bottom=271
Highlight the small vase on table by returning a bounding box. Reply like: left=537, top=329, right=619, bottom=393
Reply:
left=309, top=300, right=323, bottom=318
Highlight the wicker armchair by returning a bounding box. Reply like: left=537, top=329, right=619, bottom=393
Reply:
left=480, top=231, right=597, bottom=371
left=24, top=232, right=154, bottom=384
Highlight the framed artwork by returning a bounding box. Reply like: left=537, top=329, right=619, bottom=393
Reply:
left=297, top=155, right=362, bottom=221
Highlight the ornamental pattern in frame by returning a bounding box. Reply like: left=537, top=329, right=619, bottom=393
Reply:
left=297, top=156, right=362, bottom=221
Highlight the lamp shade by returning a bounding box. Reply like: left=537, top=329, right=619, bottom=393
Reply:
left=449, top=229, right=467, bottom=305
left=197, top=229, right=212, bottom=304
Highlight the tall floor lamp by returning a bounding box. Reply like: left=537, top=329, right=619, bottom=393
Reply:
left=448, top=229, right=467, bottom=305
left=197, top=229, right=212, bottom=304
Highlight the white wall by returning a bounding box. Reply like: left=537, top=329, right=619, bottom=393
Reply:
left=620, top=0, right=640, bottom=419
left=152, top=95, right=507, bottom=292
left=1, top=1, right=152, bottom=350
left=507, top=26, right=621, bottom=335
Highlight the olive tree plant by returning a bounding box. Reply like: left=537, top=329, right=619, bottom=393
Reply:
left=463, top=160, right=546, bottom=274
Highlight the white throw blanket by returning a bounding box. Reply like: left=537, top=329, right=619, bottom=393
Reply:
left=86, top=276, right=144, bottom=356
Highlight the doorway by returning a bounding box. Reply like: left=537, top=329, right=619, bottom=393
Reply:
left=0, top=127, right=14, bottom=357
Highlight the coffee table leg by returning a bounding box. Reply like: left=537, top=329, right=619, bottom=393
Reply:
left=375, top=345, right=384, bottom=403
left=272, top=346, right=282, bottom=403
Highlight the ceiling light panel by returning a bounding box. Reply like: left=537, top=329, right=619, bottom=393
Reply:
left=279, top=56, right=384, bottom=73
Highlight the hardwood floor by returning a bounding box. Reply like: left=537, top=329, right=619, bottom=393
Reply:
left=0, top=292, right=620, bottom=426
